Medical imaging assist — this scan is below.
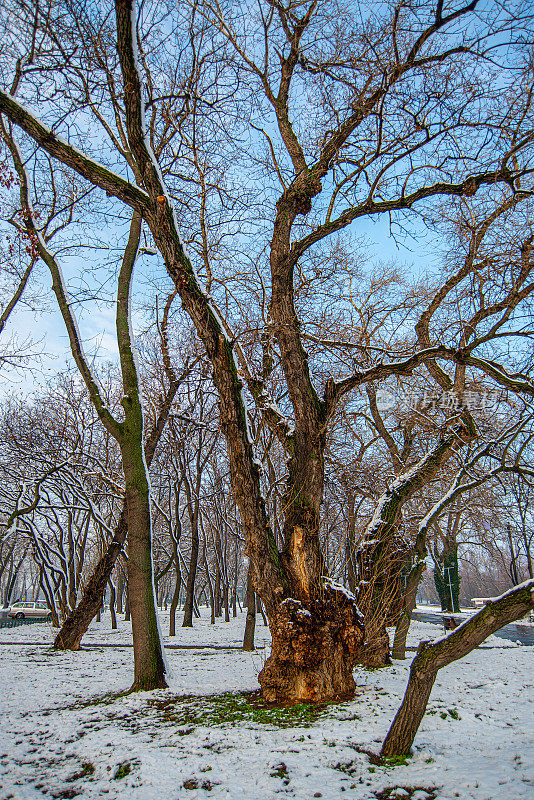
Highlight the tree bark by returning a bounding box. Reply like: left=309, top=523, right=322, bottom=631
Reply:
left=116, top=568, right=124, bottom=614
left=202, top=539, right=215, bottom=625
left=381, top=579, right=534, bottom=757
left=169, top=520, right=182, bottom=636
left=434, top=539, right=460, bottom=612
left=123, top=434, right=166, bottom=690
left=124, top=582, right=130, bottom=621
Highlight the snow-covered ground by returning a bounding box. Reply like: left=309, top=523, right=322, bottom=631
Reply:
left=0, top=611, right=532, bottom=800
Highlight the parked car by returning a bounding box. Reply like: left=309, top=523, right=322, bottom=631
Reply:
left=8, top=601, right=51, bottom=620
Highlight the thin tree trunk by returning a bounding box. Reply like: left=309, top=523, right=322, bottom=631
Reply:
left=40, top=569, right=59, bottom=627
left=169, top=574, right=181, bottom=636
left=109, top=578, right=117, bottom=630
left=223, top=581, right=230, bottom=622
left=182, top=522, right=199, bottom=628
left=232, top=540, right=238, bottom=618
left=125, top=582, right=130, bottom=621
left=434, top=538, right=460, bottom=612
left=243, top=566, right=256, bottom=651
left=116, top=569, right=124, bottom=614
left=522, top=528, right=533, bottom=579
left=214, top=562, right=221, bottom=618
left=169, top=525, right=182, bottom=636
left=392, top=531, right=427, bottom=660
left=203, top=542, right=215, bottom=625
left=382, top=580, right=534, bottom=757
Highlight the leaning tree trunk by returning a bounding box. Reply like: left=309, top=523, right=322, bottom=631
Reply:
left=54, top=511, right=127, bottom=649
left=382, top=579, right=534, bottom=757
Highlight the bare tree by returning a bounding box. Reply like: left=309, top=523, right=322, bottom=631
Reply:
left=1, top=0, right=533, bottom=701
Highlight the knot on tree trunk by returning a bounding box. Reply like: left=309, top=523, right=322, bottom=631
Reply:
left=258, top=585, right=364, bottom=703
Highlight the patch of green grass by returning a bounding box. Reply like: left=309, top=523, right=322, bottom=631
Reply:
left=383, top=754, right=412, bottom=767
left=65, top=762, right=95, bottom=783
left=68, top=690, right=130, bottom=710
left=149, top=691, right=330, bottom=730
left=113, top=761, right=131, bottom=780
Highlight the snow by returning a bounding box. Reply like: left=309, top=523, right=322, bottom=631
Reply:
left=0, top=612, right=532, bottom=800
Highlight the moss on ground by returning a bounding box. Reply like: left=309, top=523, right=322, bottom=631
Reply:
left=148, top=690, right=331, bottom=729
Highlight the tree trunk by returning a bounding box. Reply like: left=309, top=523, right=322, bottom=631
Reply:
left=52, top=320, right=180, bottom=650
left=381, top=579, right=534, bottom=757
left=125, top=582, right=130, bottom=621
left=214, top=562, right=221, bottom=618
left=223, top=581, right=230, bottom=622
left=243, top=566, right=256, bottom=651
left=392, top=531, right=427, bottom=660
left=232, top=541, right=238, bottom=618
left=109, top=578, right=117, bottom=630
left=182, top=523, right=199, bottom=628
left=434, top=540, right=460, bottom=612
left=168, top=540, right=182, bottom=637
left=356, top=428, right=472, bottom=668
left=54, top=511, right=127, bottom=649
left=345, top=495, right=358, bottom=594
left=169, top=575, right=180, bottom=636
left=204, top=544, right=215, bottom=625
left=123, top=437, right=167, bottom=691
left=258, top=584, right=364, bottom=702
left=40, top=569, right=60, bottom=628
left=116, top=568, right=124, bottom=614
